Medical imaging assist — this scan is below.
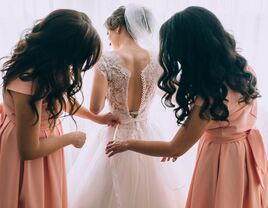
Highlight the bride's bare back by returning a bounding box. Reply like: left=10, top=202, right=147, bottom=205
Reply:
left=115, top=48, right=151, bottom=113
left=90, top=46, right=162, bottom=121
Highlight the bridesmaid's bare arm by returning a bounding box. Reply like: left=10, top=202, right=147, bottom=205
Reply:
left=106, top=105, right=210, bottom=157
left=64, top=69, right=118, bottom=126
left=13, top=91, right=86, bottom=160
left=64, top=97, right=118, bottom=126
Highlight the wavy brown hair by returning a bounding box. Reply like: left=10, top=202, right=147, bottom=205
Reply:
left=2, top=9, right=101, bottom=127
left=158, top=6, right=260, bottom=125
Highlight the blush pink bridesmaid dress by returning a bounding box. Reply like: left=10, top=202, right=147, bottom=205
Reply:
left=0, top=77, right=67, bottom=208
left=186, top=68, right=268, bottom=208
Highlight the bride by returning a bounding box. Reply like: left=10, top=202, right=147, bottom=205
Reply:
left=68, top=4, right=182, bottom=208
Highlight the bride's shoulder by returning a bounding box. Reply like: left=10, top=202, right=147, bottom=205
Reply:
left=100, top=51, right=115, bottom=61
left=148, top=52, right=160, bottom=66
left=147, top=51, right=158, bottom=62
left=95, top=51, right=118, bottom=68
left=147, top=51, right=163, bottom=76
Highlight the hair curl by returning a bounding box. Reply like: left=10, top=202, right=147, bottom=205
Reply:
left=158, top=6, right=260, bottom=125
left=2, top=9, right=101, bottom=127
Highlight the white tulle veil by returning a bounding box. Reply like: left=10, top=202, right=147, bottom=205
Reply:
left=124, top=3, right=159, bottom=52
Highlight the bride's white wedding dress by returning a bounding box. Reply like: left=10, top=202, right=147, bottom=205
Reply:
left=68, top=51, right=182, bottom=208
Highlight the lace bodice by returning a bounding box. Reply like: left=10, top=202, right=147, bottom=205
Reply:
left=95, top=51, right=162, bottom=121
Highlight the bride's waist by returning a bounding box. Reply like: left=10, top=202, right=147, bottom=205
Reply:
left=114, top=111, right=148, bottom=124
left=120, top=116, right=148, bottom=125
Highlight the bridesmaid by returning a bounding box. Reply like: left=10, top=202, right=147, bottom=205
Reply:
left=0, top=9, right=118, bottom=208
left=0, top=103, right=3, bottom=121
left=106, top=6, right=268, bottom=207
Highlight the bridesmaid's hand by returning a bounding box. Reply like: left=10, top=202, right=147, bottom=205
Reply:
left=69, top=131, right=87, bottom=148
left=161, top=156, right=178, bottom=162
left=97, top=112, right=120, bottom=127
left=106, top=140, right=129, bottom=157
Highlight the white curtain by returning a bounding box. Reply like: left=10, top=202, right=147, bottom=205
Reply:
left=1, top=0, right=268, bottom=199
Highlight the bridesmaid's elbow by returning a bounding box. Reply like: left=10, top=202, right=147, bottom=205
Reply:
left=19, top=149, right=37, bottom=161
left=20, top=153, right=34, bottom=161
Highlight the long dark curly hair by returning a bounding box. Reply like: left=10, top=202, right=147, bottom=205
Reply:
left=1, top=9, right=101, bottom=127
left=158, top=6, right=260, bottom=125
